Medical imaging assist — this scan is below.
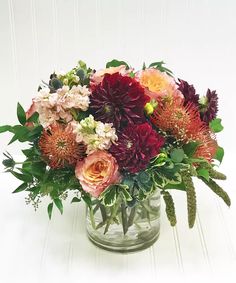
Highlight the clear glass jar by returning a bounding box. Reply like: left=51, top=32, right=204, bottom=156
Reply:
left=86, top=189, right=161, bottom=253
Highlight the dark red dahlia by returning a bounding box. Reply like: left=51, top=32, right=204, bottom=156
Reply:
left=89, top=72, right=150, bottom=129
left=200, top=89, right=218, bottom=124
left=178, top=79, right=199, bottom=107
left=109, top=123, right=165, bottom=173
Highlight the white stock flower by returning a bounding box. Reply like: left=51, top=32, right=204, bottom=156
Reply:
left=73, top=115, right=117, bottom=154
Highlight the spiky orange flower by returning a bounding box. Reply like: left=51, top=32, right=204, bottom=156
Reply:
left=151, top=102, right=217, bottom=161
left=151, top=102, right=201, bottom=142
left=39, top=123, right=86, bottom=168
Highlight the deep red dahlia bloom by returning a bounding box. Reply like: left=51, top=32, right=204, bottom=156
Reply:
left=200, top=89, right=218, bottom=124
left=89, top=72, right=150, bottom=129
left=109, top=123, right=165, bottom=173
left=178, top=79, right=199, bottom=107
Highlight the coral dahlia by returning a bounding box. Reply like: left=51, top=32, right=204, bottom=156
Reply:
left=39, top=123, right=86, bottom=168
left=89, top=72, right=149, bottom=129
left=109, top=123, right=165, bottom=173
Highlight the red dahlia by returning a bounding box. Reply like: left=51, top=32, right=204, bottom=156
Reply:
left=39, top=123, right=86, bottom=168
left=109, top=123, right=165, bottom=173
left=89, top=72, right=149, bottom=129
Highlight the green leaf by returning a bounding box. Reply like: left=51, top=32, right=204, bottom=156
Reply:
left=10, top=170, right=33, bottom=182
left=54, top=198, right=63, bottom=214
left=106, top=59, right=129, bottom=69
left=71, top=197, right=81, bottom=203
left=12, top=183, right=28, bottom=193
left=148, top=61, right=173, bottom=76
left=47, top=203, right=53, bottom=220
left=26, top=112, right=39, bottom=123
left=8, top=126, right=30, bottom=144
left=122, top=177, right=134, bottom=189
left=120, top=186, right=132, bottom=202
left=170, top=148, right=185, bottom=163
left=164, top=182, right=186, bottom=191
left=214, top=146, right=224, bottom=163
left=197, top=168, right=210, bottom=181
left=81, top=193, right=92, bottom=207
left=0, top=125, right=12, bottom=133
left=209, top=118, right=224, bottom=133
left=183, top=142, right=199, bottom=157
left=17, top=103, right=26, bottom=125
left=100, top=185, right=118, bottom=207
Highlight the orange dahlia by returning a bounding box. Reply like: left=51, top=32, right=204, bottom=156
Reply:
left=151, top=102, right=217, bottom=162
left=38, top=123, right=86, bottom=168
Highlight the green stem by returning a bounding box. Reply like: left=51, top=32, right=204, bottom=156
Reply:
left=89, top=207, right=96, bottom=230
left=128, top=206, right=136, bottom=227
left=104, top=198, right=121, bottom=234
left=121, top=203, right=128, bottom=235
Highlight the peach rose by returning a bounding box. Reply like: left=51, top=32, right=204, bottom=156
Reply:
left=90, top=65, right=128, bottom=88
left=137, top=68, right=183, bottom=105
left=75, top=150, right=121, bottom=197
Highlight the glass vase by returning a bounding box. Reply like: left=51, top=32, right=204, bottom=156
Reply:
left=86, top=189, right=161, bottom=253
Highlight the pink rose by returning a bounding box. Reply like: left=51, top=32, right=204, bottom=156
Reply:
left=90, top=65, right=128, bottom=89
left=75, top=150, right=121, bottom=198
left=25, top=101, right=36, bottom=127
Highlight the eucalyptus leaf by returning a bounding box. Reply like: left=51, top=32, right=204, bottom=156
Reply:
left=170, top=148, right=185, bottom=163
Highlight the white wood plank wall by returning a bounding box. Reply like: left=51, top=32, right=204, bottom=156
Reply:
left=0, top=1, right=236, bottom=282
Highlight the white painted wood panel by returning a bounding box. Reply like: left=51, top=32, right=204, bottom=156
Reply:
left=0, top=0, right=236, bottom=282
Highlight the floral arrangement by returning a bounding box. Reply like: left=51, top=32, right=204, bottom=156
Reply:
left=0, top=59, right=230, bottom=233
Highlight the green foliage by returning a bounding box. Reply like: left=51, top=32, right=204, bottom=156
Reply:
left=148, top=61, right=173, bottom=76
left=170, top=148, right=185, bottom=163
left=106, top=59, right=129, bottom=69
left=196, top=168, right=209, bottom=181
left=54, top=198, right=63, bottom=214
left=12, top=183, right=28, bottom=193
left=183, top=142, right=199, bottom=157
left=162, top=191, right=177, bottom=226
left=0, top=125, right=12, bottom=133
left=71, top=197, right=81, bottom=203
left=99, top=184, right=132, bottom=207
left=17, top=103, right=26, bottom=125
left=214, top=146, right=224, bottom=164
left=47, top=203, right=53, bottom=220
left=209, top=118, right=224, bottom=133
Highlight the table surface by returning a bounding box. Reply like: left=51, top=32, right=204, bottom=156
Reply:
left=0, top=158, right=235, bottom=283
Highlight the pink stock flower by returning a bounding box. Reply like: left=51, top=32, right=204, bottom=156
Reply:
left=75, top=150, right=121, bottom=198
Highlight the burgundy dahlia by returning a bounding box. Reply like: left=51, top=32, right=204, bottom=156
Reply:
left=89, top=72, right=149, bottom=129
left=178, top=79, right=199, bottom=107
left=200, top=89, right=218, bottom=124
left=109, top=123, right=165, bottom=174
